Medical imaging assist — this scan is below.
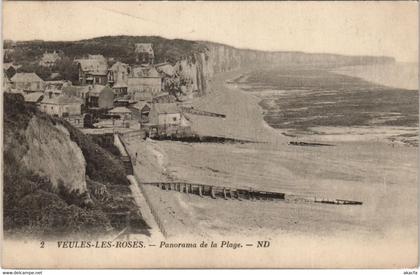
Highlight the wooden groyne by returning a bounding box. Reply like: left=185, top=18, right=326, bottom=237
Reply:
left=115, top=133, right=133, bottom=175
left=143, top=182, right=363, bottom=206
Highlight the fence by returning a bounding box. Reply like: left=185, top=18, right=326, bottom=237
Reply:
left=136, top=179, right=168, bottom=238
left=118, top=135, right=168, bottom=238
left=120, top=130, right=146, bottom=141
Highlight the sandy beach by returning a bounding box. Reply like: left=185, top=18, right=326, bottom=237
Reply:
left=122, top=68, right=418, bottom=246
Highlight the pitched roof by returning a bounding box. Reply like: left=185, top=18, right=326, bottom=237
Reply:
left=11, top=72, right=43, bottom=82
left=130, top=66, right=160, bottom=78
left=24, top=92, right=44, bottom=103
left=3, top=63, right=21, bottom=70
left=156, top=63, right=176, bottom=77
left=109, top=107, right=132, bottom=114
left=134, top=43, right=154, bottom=56
left=88, top=54, right=106, bottom=60
left=77, top=59, right=108, bottom=75
left=109, top=61, right=129, bottom=71
left=113, top=80, right=128, bottom=88
left=62, top=85, right=90, bottom=97
left=41, top=95, right=83, bottom=105
left=133, top=101, right=151, bottom=111
left=89, top=85, right=113, bottom=96
left=153, top=103, right=180, bottom=114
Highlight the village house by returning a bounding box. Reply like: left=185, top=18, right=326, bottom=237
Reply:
left=62, top=85, right=91, bottom=108
left=39, top=51, right=61, bottom=67
left=108, top=106, right=132, bottom=120
left=76, top=55, right=108, bottom=85
left=149, top=103, right=183, bottom=126
left=24, top=92, right=44, bottom=105
left=39, top=94, right=83, bottom=117
left=3, top=63, right=20, bottom=79
left=134, top=102, right=151, bottom=125
left=10, top=72, right=44, bottom=93
left=127, top=66, right=162, bottom=102
left=146, top=103, right=192, bottom=138
left=44, top=80, right=72, bottom=98
left=107, top=62, right=129, bottom=96
left=152, top=92, right=177, bottom=103
left=135, top=43, right=154, bottom=64
left=86, top=85, right=114, bottom=109
left=155, top=62, right=176, bottom=77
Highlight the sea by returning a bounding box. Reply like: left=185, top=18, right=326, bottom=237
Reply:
left=234, top=62, right=419, bottom=145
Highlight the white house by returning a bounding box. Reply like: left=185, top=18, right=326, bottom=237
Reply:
left=39, top=95, right=83, bottom=117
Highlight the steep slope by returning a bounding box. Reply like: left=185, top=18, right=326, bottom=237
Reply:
left=3, top=94, right=147, bottom=238
left=22, top=116, right=88, bottom=194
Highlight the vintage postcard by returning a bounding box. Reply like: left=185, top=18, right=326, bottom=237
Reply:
left=1, top=1, right=418, bottom=269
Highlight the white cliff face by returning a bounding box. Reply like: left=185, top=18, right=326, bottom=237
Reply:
left=170, top=43, right=396, bottom=97
left=22, top=117, right=88, bottom=194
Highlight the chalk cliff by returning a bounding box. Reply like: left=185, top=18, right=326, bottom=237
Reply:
left=3, top=94, right=145, bottom=237
left=22, top=116, right=88, bottom=194
left=172, top=42, right=395, bottom=96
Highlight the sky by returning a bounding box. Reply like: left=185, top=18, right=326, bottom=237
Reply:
left=3, top=1, right=418, bottom=62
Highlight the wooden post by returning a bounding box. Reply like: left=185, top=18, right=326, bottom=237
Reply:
left=210, top=186, right=216, bottom=199
left=198, top=186, right=203, bottom=197
left=223, top=188, right=227, bottom=200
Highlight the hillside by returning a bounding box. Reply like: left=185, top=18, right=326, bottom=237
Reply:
left=3, top=94, right=148, bottom=238
left=7, top=36, right=207, bottom=65
left=6, top=36, right=395, bottom=93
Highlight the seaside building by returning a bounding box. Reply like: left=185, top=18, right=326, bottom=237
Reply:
left=152, top=93, right=177, bottom=104
left=107, top=62, right=129, bottom=96
left=127, top=66, right=162, bottom=102
left=24, top=92, right=44, bottom=105
left=135, top=43, right=154, bottom=65
left=3, top=63, right=20, bottom=79
left=10, top=72, right=44, bottom=93
left=108, top=107, right=132, bottom=120
left=62, top=85, right=91, bottom=108
left=86, top=85, right=114, bottom=109
left=150, top=103, right=191, bottom=126
left=155, top=62, right=176, bottom=77
left=134, top=102, right=151, bottom=125
left=76, top=55, right=108, bottom=85
left=146, top=103, right=192, bottom=137
left=39, top=51, right=61, bottom=67
left=39, top=94, right=83, bottom=117
left=44, top=80, right=72, bottom=98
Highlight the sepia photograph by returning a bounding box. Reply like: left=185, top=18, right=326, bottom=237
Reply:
left=1, top=1, right=418, bottom=269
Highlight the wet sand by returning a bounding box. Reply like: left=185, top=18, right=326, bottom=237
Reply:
left=123, top=68, right=417, bottom=246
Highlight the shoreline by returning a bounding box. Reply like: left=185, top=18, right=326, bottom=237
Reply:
left=228, top=68, right=418, bottom=147
left=190, top=69, right=288, bottom=145
left=332, top=62, right=419, bottom=91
